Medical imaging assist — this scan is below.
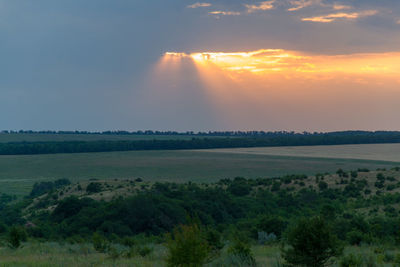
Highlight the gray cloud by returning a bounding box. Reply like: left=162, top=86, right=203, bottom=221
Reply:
left=0, top=0, right=400, bottom=131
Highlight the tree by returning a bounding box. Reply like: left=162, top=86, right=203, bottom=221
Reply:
left=282, top=216, right=342, bottom=267
left=166, top=224, right=210, bottom=267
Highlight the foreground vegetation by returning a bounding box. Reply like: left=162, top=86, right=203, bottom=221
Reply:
left=2, top=167, right=400, bottom=265
left=2, top=242, right=400, bottom=266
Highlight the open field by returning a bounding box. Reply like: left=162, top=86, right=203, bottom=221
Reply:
left=199, top=143, right=400, bottom=162
left=0, top=146, right=398, bottom=197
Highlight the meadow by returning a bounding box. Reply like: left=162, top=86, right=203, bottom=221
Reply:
left=201, top=143, right=400, bottom=162
left=0, top=148, right=398, bottom=197
left=0, top=242, right=399, bottom=267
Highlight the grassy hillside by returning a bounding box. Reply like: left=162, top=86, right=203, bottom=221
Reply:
left=0, top=149, right=397, bottom=197
left=4, top=168, right=400, bottom=266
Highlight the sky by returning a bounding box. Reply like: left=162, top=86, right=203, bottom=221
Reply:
left=1, top=0, right=400, bottom=132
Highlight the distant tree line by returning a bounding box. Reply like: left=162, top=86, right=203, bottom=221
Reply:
left=1, top=131, right=400, bottom=155
left=2, top=129, right=400, bottom=137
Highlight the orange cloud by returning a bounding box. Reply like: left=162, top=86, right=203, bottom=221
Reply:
left=164, top=49, right=400, bottom=77
left=187, top=2, right=211, bottom=8
left=245, top=1, right=275, bottom=13
left=302, top=10, right=377, bottom=22
left=288, top=0, right=316, bottom=12
left=332, top=4, right=351, bottom=10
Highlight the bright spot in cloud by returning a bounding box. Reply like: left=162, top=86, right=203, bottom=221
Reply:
left=209, top=10, right=241, bottom=16
left=287, top=0, right=315, bottom=12
left=164, top=49, right=400, bottom=76
left=245, top=1, right=275, bottom=13
left=187, top=2, right=211, bottom=9
left=332, top=4, right=351, bottom=10
left=302, top=10, right=378, bottom=23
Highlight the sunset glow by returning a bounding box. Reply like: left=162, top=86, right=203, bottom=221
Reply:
left=163, top=49, right=400, bottom=76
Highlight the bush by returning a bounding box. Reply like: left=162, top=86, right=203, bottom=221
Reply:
left=340, top=253, right=363, bottom=267
left=257, top=216, right=287, bottom=238
left=346, top=231, right=363, bottom=245
left=258, top=231, right=277, bottom=245
left=282, top=216, right=342, bottom=267
left=92, top=232, right=109, bottom=253
left=86, top=182, right=102, bottom=193
left=204, top=228, right=224, bottom=255
left=7, top=226, right=27, bottom=249
left=228, top=181, right=251, bottom=196
left=166, top=224, right=210, bottom=267
left=227, top=238, right=256, bottom=266
left=318, top=181, right=328, bottom=191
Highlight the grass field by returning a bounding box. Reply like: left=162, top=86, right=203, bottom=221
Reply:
left=200, top=143, right=400, bottom=162
left=1, top=146, right=399, bottom=197
left=0, top=133, right=211, bottom=143
left=0, top=242, right=397, bottom=267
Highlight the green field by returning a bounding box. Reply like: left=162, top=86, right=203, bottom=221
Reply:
left=201, top=143, right=400, bottom=162
left=0, top=242, right=397, bottom=267
left=1, top=147, right=398, bottom=197
left=0, top=133, right=208, bottom=143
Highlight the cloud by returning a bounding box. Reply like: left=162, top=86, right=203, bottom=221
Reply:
left=245, top=1, right=275, bottom=13
left=288, top=0, right=316, bottom=12
left=209, top=10, right=241, bottom=16
left=187, top=2, right=211, bottom=9
left=332, top=4, right=351, bottom=10
left=302, top=10, right=378, bottom=23
left=288, top=0, right=352, bottom=12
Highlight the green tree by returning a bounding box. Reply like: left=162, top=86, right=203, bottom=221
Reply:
left=282, top=216, right=342, bottom=267
left=166, top=224, right=210, bottom=267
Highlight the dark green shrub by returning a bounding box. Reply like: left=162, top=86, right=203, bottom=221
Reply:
left=86, top=182, right=102, bottom=193
left=227, top=239, right=256, bottom=266
left=257, top=215, right=287, bottom=238
left=137, top=246, right=153, bottom=257
left=340, top=253, right=363, bottom=267
left=205, top=228, right=224, bottom=255
left=318, top=181, right=328, bottom=191
left=271, top=182, right=281, bottom=192
left=92, top=232, right=109, bottom=253
left=346, top=230, right=363, bottom=245
left=166, top=224, right=210, bottom=267
left=228, top=182, right=251, bottom=196
left=282, top=216, right=342, bottom=267
left=7, top=226, right=27, bottom=249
